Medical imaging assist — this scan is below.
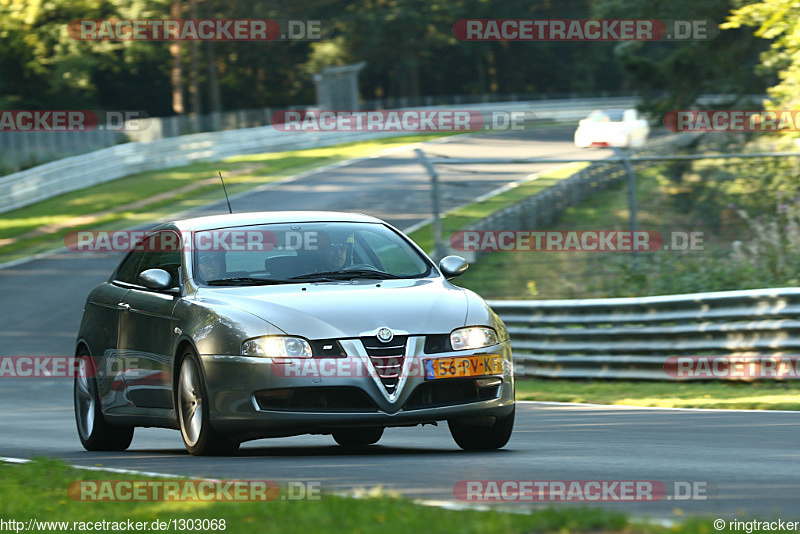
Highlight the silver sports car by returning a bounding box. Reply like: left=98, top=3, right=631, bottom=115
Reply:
left=74, top=211, right=514, bottom=455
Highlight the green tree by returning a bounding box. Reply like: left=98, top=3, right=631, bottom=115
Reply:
left=722, top=0, right=800, bottom=111
left=593, top=0, right=770, bottom=118
left=0, top=0, right=174, bottom=113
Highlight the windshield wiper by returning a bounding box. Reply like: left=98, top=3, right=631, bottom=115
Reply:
left=289, top=269, right=405, bottom=281
left=206, top=277, right=292, bottom=286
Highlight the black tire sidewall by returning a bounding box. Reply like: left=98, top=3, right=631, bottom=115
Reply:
left=176, top=348, right=237, bottom=456
left=74, top=352, right=133, bottom=451
left=449, top=406, right=515, bottom=451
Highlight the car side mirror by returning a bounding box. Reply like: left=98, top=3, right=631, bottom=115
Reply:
left=438, top=255, right=469, bottom=279
left=139, top=268, right=173, bottom=290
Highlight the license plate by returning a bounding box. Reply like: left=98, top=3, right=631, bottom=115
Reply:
left=425, top=355, right=503, bottom=380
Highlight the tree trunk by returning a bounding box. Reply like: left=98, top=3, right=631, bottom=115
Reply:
left=170, top=0, right=184, bottom=115
left=188, top=0, right=201, bottom=131
left=205, top=40, right=222, bottom=130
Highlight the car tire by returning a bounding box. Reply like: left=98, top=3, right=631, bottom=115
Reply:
left=176, top=347, right=239, bottom=456
left=448, top=406, right=514, bottom=451
left=74, top=352, right=134, bottom=451
left=332, top=427, right=384, bottom=448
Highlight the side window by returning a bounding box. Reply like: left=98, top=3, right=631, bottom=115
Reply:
left=114, top=251, right=145, bottom=284
left=138, top=231, right=182, bottom=286
left=114, top=231, right=181, bottom=287
left=139, top=249, right=181, bottom=286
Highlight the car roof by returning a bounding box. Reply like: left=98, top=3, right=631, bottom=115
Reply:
left=163, top=211, right=384, bottom=232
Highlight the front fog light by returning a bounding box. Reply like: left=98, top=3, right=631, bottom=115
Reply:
left=242, top=336, right=312, bottom=358
left=475, top=377, right=502, bottom=388
left=450, top=327, right=499, bottom=351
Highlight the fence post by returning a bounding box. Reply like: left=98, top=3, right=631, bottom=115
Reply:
left=414, top=148, right=445, bottom=261
left=613, top=147, right=640, bottom=269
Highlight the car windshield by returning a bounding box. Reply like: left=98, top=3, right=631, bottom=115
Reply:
left=192, top=221, right=433, bottom=285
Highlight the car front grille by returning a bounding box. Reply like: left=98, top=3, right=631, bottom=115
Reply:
left=361, top=335, right=408, bottom=395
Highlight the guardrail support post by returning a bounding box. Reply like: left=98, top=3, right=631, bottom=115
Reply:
left=614, top=147, right=639, bottom=269
left=414, top=148, right=444, bottom=261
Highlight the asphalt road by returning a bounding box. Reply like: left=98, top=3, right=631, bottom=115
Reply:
left=2, top=127, right=796, bottom=522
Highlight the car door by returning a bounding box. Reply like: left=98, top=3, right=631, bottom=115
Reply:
left=88, top=250, right=144, bottom=413
left=116, top=230, right=182, bottom=411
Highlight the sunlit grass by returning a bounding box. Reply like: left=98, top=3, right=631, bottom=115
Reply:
left=515, top=378, right=800, bottom=410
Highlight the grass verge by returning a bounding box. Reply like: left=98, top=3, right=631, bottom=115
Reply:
left=515, top=378, right=800, bottom=410
left=0, top=458, right=741, bottom=533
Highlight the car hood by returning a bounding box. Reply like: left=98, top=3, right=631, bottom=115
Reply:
left=195, top=278, right=470, bottom=339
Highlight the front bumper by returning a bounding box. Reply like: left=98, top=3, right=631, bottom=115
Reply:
left=200, top=337, right=514, bottom=439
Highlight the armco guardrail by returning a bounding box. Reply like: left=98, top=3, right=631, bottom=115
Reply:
left=489, top=287, right=800, bottom=379
left=0, top=97, right=645, bottom=215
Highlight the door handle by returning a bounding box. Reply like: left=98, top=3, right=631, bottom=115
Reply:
left=117, top=302, right=130, bottom=311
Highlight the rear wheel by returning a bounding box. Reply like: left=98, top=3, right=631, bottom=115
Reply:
left=332, top=427, right=384, bottom=448
left=74, top=352, right=134, bottom=451
left=176, top=348, right=239, bottom=456
left=449, top=406, right=514, bottom=451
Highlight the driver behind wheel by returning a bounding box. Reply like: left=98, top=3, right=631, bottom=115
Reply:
left=198, top=251, right=225, bottom=281
left=320, top=231, right=354, bottom=270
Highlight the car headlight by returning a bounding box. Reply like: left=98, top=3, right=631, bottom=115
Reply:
left=242, top=336, right=312, bottom=358
left=450, top=327, right=499, bottom=351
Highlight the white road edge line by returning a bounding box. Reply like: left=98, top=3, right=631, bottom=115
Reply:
left=409, top=499, right=677, bottom=527
left=0, top=455, right=191, bottom=479
left=517, top=400, right=800, bottom=413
